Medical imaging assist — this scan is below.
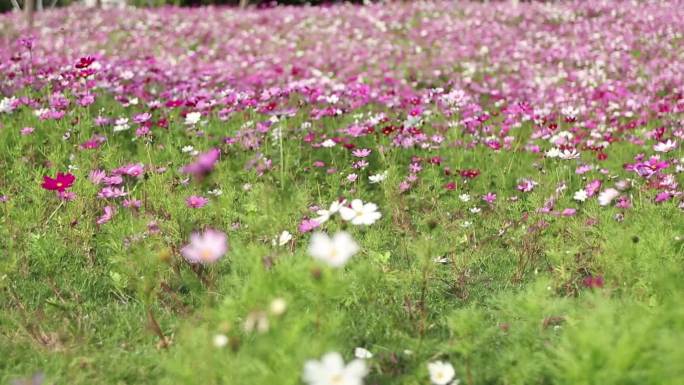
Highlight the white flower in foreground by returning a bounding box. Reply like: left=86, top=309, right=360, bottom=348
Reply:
left=303, top=352, right=368, bottom=385
left=653, top=139, right=677, bottom=153
left=315, top=199, right=347, bottom=224
left=598, top=188, right=620, bottom=206
left=339, top=199, right=381, bottom=226
left=321, top=139, right=337, bottom=148
left=354, top=347, right=373, bottom=359
left=368, top=171, right=388, bottom=184
left=428, top=361, right=457, bottom=385
left=269, top=297, right=287, bottom=316
left=274, top=230, right=293, bottom=246
left=573, top=189, right=588, bottom=202
left=185, top=111, right=202, bottom=125
left=308, top=231, right=359, bottom=268
left=213, top=334, right=229, bottom=348
left=545, top=147, right=561, bottom=158
left=458, top=194, right=471, bottom=202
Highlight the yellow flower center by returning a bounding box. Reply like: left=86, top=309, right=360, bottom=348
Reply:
left=200, top=248, right=213, bottom=261
left=330, top=374, right=343, bottom=385
left=56, top=182, right=63, bottom=187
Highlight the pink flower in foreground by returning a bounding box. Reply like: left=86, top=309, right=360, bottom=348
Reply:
left=186, top=195, right=209, bottom=208
left=182, top=148, right=220, bottom=176
left=41, top=172, right=75, bottom=192
left=181, top=229, right=228, bottom=264
left=96, top=205, right=115, bottom=225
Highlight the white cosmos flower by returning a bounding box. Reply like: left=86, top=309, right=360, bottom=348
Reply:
left=598, top=188, right=620, bottom=206
left=213, top=334, right=229, bottom=348
left=321, top=139, right=337, bottom=148
left=182, top=145, right=195, bottom=153
left=573, top=189, right=588, bottom=202
left=276, top=230, right=293, bottom=246
left=545, top=147, right=561, bottom=158
left=339, top=199, right=381, bottom=226
left=185, top=111, right=202, bottom=125
left=308, top=231, right=359, bottom=268
left=368, top=171, right=388, bottom=184
left=303, top=352, right=368, bottom=385
left=458, top=194, right=471, bottom=202
left=354, top=347, right=373, bottom=359
left=428, top=361, right=457, bottom=385
left=559, top=149, right=580, bottom=160
left=653, top=139, right=677, bottom=153
left=315, top=199, right=347, bottom=224
left=113, top=117, right=130, bottom=132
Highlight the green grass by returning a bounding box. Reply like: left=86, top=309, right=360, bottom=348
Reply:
left=1, top=104, right=683, bottom=385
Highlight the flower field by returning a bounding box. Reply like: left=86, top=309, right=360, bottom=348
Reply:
left=1, top=1, right=683, bottom=384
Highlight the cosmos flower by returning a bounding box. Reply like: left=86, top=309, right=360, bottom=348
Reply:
left=185, top=111, right=202, bottom=125
left=181, top=229, right=228, bottom=264
left=354, top=347, right=373, bottom=359
left=182, top=148, right=220, bottom=176
left=517, top=178, right=538, bottom=192
left=186, top=195, right=209, bottom=208
left=308, top=231, right=359, bottom=268
left=653, top=139, right=677, bottom=153
left=573, top=189, right=588, bottom=202
left=427, top=361, right=457, bottom=385
left=598, top=188, right=620, bottom=206
left=368, top=171, right=388, bottom=184
left=314, top=199, right=347, bottom=224
left=299, top=218, right=321, bottom=233
left=41, top=172, right=75, bottom=192
left=96, top=205, right=115, bottom=225
left=303, top=352, right=368, bottom=385
left=339, top=199, right=381, bottom=225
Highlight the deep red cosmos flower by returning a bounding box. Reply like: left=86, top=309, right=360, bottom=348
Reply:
left=42, top=172, right=75, bottom=192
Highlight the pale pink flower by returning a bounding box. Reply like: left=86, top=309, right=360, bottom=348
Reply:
left=181, top=229, right=228, bottom=264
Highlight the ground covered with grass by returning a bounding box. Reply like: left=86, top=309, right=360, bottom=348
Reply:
left=1, top=1, right=684, bottom=384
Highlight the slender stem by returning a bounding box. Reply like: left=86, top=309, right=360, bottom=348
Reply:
left=279, top=124, right=285, bottom=189
left=45, top=200, right=64, bottom=224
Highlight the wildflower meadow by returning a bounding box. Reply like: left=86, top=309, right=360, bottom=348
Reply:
left=1, top=1, right=683, bottom=384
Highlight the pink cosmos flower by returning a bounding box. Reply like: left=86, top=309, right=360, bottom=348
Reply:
left=113, top=163, right=145, bottom=178
left=89, top=170, right=106, bottom=185
left=482, top=192, right=497, bottom=204
left=298, top=218, right=321, bottom=233
left=123, top=198, right=142, bottom=209
left=181, top=229, right=228, bottom=264
left=21, top=127, right=34, bottom=135
left=182, top=148, right=220, bottom=176
left=517, top=178, right=538, bottom=192
left=98, top=187, right=127, bottom=199
left=186, top=195, right=209, bottom=208
left=352, top=148, right=371, bottom=158
left=96, top=205, right=115, bottom=225
left=57, top=191, right=76, bottom=201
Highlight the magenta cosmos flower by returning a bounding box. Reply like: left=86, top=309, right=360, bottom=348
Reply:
left=42, top=172, right=75, bottom=192
left=181, top=229, right=228, bottom=264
